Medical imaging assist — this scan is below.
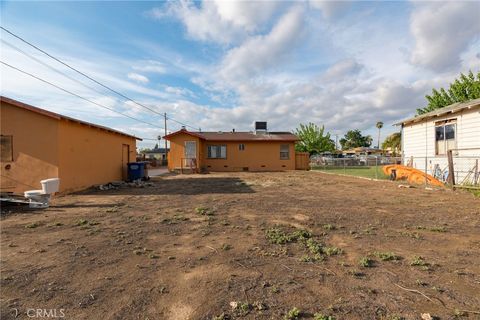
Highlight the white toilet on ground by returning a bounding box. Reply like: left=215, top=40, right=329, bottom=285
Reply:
left=24, top=178, right=60, bottom=208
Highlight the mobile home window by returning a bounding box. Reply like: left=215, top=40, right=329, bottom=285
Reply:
left=207, top=145, right=227, bottom=159
left=435, top=120, right=456, bottom=155
left=239, top=144, right=245, bottom=151
left=280, top=144, right=290, bottom=160
left=1, top=135, right=13, bottom=162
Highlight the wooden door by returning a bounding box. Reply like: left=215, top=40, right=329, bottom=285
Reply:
left=122, top=144, right=130, bottom=180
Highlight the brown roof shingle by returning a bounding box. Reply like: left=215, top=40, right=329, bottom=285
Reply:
left=164, top=129, right=298, bottom=142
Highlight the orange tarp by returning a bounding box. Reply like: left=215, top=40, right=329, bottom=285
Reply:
left=382, top=165, right=444, bottom=187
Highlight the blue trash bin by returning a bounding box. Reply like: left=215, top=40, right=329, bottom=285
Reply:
left=127, top=162, right=145, bottom=181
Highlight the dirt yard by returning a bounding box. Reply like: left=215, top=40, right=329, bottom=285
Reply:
left=1, top=171, right=479, bottom=320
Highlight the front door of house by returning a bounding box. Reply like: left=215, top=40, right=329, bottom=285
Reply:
left=184, top=141, right=197, bottom=167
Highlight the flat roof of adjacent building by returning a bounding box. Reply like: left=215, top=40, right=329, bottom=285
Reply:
left=164, top=129, right=299, bottom=142
left=1, top=96, right=141, bottom=140
left=396, top=98, right=480, bottom=126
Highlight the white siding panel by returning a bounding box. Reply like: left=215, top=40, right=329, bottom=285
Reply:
left=402, top=106, right=480, bottom=184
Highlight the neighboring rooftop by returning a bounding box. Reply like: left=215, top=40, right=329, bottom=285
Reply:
left=164, top=129, right=298, bottom=141
left=141, top=147, right=169, bottom=154
left=1, top=96, right=141, bottom=140
left=396, top=98, right=480, bottom=126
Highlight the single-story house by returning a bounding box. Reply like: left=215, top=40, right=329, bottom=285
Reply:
left=164, top=122, right=302, bottom=172
left=140, top=147, right=169, bottom=160
left=1, top=96, right=140, bottom=194
left=396, top=98, right=480, bottom=184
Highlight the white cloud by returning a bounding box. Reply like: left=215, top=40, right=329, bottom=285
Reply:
left=132, top=60, right=166, bottom=74
left=127, top=72, right=149, bottom=84
left=218, top=5, right=305, bottom=82
left=309, top=0, right=351, bottom=18
left=149, top=0, right=283, bottom=44
left=410, top=1, right=480, bottom=72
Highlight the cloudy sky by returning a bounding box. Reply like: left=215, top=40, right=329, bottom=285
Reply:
left=1, top=1, right=479, bottom=148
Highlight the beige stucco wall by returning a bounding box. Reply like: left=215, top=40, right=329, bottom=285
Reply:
left=1, top=102, right=59, bottom=194
left=57, top=120, right=136, bottom=193
left=202, top=141, right=295, bottom=171
left=167, top=132, right=296, bottom=172
left=1, top=100, right=137, bottom=194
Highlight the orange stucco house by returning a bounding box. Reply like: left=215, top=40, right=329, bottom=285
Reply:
left=164, top=122, right=303, bottom=172
left=0, top=96, right=140, bottom=194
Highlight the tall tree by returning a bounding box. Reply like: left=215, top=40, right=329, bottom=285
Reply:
left=339, top=129, right=372, bottom=150
left=376, top=121, right=384, bottom=149
left=417, top=70, right=480, bottom=115
left=381, top=132, right=401, bottom=156
left=295, top=123, right=335, bottom=155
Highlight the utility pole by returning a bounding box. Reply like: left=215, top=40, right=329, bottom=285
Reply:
left=335, top=134, right=339, bottom=150
left=164, top=112, right=168, bottom=166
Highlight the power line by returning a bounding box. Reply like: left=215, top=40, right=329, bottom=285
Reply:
left=2, top=39, right=107, bottom=98
left=1, top=26, right=199, bottom=131
left=1, top=61, right=166, bottom=131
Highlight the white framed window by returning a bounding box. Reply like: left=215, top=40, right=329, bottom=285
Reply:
left=239, top=144, right=245, bottom=151
left=207, top=145, right=227, bottom=159
left=280, top=144, right=290, bottom=160
left=435, top=119, right=456, bottom=155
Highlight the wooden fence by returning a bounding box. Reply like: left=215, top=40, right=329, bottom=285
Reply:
left=295, top=152, right=310, bottom=170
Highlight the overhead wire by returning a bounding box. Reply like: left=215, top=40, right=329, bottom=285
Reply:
left=1, top=26, right=199, bottom=131
left=1, top=61, right=166, bottom=132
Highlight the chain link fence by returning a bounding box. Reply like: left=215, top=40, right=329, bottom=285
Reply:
left=311, top=156, right=402, bottom=180
left=312, top=152, right=480, bottom=187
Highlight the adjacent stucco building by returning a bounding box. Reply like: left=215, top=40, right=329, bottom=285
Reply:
left=164, top=124, right=300, bottom=172
left=1, top=96, right=140, bottom=194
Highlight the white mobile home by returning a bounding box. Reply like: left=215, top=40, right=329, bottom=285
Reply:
left=397, top=98, right=480, bottom=185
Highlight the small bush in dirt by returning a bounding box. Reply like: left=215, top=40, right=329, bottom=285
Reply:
left=410, top=256, right=428, bottom=267
left=266, top=228, right=291, bottom=244
left=373, top=251, right=401, bottom=261
left=314, top=313, right=335, bottom=320
left=305, top=238, right=323, bottom=255
left=75, top=219, right=89, bottom=226
left=266, top=228, right=311, bottom=244
left=25, top=222, right=40, bottom=229
left=323, top=224, right=336, bottom=230
left=299, top=254, right=324, bottom=263
left=196, top=207, right=214, bottom=216
left=285, top=307, right=301, bottom=319
left=323, top=246, right=343, bottom=256
left=348, top=269, right=366, bottom=278
left=230, top=301, right=251, bottom=316
left=359, top=257, right=374, bottom=268
left=221, top=244, right=232, bottom=251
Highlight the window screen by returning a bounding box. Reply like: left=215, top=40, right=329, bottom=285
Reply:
left=239, top=144, right=245, bottom=151
left=207, top=145, right=227, bottom=159
left=280, top=144, right=290, bottom=160
left=0, top=135, right=13, bottom=162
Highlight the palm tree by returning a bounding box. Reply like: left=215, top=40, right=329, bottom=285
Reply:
left=376, top=121, right=384, bottom=149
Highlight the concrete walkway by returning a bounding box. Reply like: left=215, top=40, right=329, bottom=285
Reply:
left=148, top=167, right=169, bottom=177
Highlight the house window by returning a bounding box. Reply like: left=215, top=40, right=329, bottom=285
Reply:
left=280, top=144, right=290, bottom=160
left=1, top=135, right=13, bottom=162
left=435, top=120, right=456, bottom=155
left=207, top=145, right=227, bottom=159
left=239, top=144, right=245, bottom=151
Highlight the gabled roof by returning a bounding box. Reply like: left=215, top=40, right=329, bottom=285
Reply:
left=1, top=96, right=141, bottom=140
left=396, top=98, right=480, bottom=126
left=163, top=129, right=299, bottom=142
